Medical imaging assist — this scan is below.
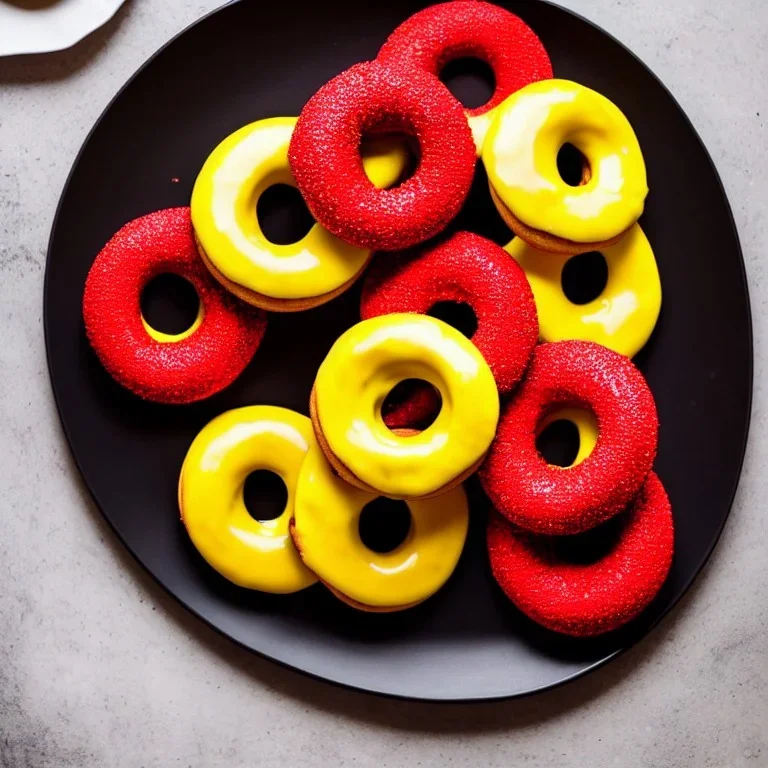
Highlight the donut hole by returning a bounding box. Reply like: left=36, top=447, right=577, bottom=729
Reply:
left=382, top=378, right=442, bottom=433
left=243, top=470, right=288, bottom=522
left=557, top=143, right=590, bottom=187
left=360, top=132, right=420, bottom=187
left=427, top=300, right=479, bottom=339
left=542, top=511, right=627, bottom=564
left=536, top=419, right=581, bottom=468
left=358, top=498, right=412, bottom=554
left=561, top=251, right=609, bottom=305
left=140, top=273, right=200, bottom=336
left=439, top=57, right=496, bottom=110
left=256, top=183, right=315, bottom=245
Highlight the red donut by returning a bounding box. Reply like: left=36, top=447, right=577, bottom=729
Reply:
left=288, top=60, right=476, bottom=251
left=378, top=1, right=553, bottom=148
left=83, top=208, right=266, bottom=404
left=381, top=378, right=442, bottom=432
left=361, top=231, right=538, bottom=394
left=487, top=472, right=674, bottom=637
left=480, top=340, right=658, bottom=534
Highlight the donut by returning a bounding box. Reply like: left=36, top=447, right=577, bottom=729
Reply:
left=487, top=472, right=674, bottom=636
left=83, top=208, right=266, bottom=404
left=311, top=314, right=499, bottom=499
left=288, top=60, right=476, bottom=252
left=378, top=0, right=553, bottom=152
left=291, top=443, right=469, bottom=612
left=361, top=231, right=538, bottom=394
left=506, top=224, right=661, bottom=358
left=179, top=406, right=317, bottom=593
left=480, top=340, right=657, bottom=535
left=191, top=117, right=409, bottom=312
left=483, top=80, right=648, bottom=255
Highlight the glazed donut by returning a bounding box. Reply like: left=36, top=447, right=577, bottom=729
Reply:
left=288, top=60, right=476, bottom=251
left=480, top=340, right=657, bottom=535
left=487, top=472, right=674, bottom=636
left=311, top=314, right=499, bottom=499
left=83, top=208, right=266, bottom=404
left=506, top=224, right=661, bottom=358
left=483, top=80, right=648, bottom=255
left=192, top=117, right=409, bottom=312
left=292, top=443, right=469, bottom=612
left=361, top=231, right=538, bottom=394
left=378, top=0, right=552, bottom=152
left=179, top=406, right=317, bottom=593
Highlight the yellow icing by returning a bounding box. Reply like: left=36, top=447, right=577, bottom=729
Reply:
left=314, top=314, right=499, bottom=498
left=467, top=111, right=495, bottom=155
left=506, top=223, right=661, bottom=358
left=141, top=303, right=203, bottom=344
left=538, top=407, right=599, bottom=468
left=178, top=406, right=317, bottom=593
left=483, top=80, right=648, bottom=243
left=191, top=117, right=408, bottom=301
left=293, top=443, right=469, bottom=609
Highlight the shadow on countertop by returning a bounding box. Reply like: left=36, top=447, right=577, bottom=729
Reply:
left=0, top=0, right=132, bottom=83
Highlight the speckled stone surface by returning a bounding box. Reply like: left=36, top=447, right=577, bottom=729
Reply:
left=0, top=1, right=766, bottom=766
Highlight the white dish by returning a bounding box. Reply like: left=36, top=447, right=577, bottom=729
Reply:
left=0, top=0, right=126, bottom=57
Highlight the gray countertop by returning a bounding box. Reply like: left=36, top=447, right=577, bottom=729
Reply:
left=1, top=1, right=766, bottom=766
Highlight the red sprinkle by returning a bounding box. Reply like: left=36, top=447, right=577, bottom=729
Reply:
left=480, top=341, right=658, bottom=534
left=378, top=1, right=553, bottom=118
left=487, top=472, right=674, bottom=637
left=82, top=208, right=266, bottom=404
left=361, top=231, right=538, bottom=395
left=288, top=60, right=476, bottom=251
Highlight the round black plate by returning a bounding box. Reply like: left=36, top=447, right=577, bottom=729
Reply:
left=45, top=0, right=752, bottom=700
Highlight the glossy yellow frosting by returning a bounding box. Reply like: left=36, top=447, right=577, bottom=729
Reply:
left=313, top=314, right=499, bottom=499
left=293, top=443, right=469, bottom=610
left=178, top=405, right=317, bottom=593
left=468, top=111, right=495, bottom=155
left=483, top=79, right=648, bottom=243
left=538, top=407, right=599, bottom=468
left=191, top=117, right=408, bottom=301
left=506, top=224, right=661, bottom=358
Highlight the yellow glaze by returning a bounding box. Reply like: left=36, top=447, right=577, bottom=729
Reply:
left=467, top=111, right=495, bottom=156
left=191, top=117, right=408, bottom=301
left=506, top=224, right=661, bottom=358
left=178, top=406, right=317, bottom=593
left=142, top=303, right=203, bottom=344
left=293, top=443, right=469, bottom=610
left=483, top=80, right=648, bottom=243
left=538, top=407, right=599, bottom=468
left=314, top=314, right=499, bottom=499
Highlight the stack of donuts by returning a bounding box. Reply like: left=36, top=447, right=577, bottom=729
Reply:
left=82, top=1, right=672, bottom=637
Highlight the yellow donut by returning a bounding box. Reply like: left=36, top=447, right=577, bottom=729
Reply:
left=537, top=407, right=599, bottom=468
left=191, top=117, right=409, bottom=311
left=292, top=443, right=469, bottom=611
left=506, top=224, right=661, bottom=358
left=312, top=314, right=499, bottom=499
left=178, top=405, right=317, bottom=593
left=483, top=80, right=648, bottom=253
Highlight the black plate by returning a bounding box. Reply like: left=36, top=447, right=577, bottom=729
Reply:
left=44, top=0, right=752, bottom=700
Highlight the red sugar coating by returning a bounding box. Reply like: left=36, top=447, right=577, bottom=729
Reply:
left=82, top=208, right=266, bottom=404
left=361, top=231, right=538, bottom=394
left=288, top=60, right=476, bottom=251
left=487, top=472, right=674, bottom=637
left=480, top=340, right=658, bottom=535
left=378, top=1, right=553, bottom=118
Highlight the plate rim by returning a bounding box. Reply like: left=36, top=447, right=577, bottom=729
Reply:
left=43, top=0, right=754, bottom=702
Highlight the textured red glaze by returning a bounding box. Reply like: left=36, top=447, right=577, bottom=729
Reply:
left=381, top=379, right=443, bottom=431
left=487, top=472, right=674, bottom=637
left=82, top=208, right=266, bottom=404
left=288, top=60, right=476, bottom=251
left=378, top=0, right=553, bottom=118
left=480, top=340, right=658, bottom=534
left=361, top=231, right=538, bottom=394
